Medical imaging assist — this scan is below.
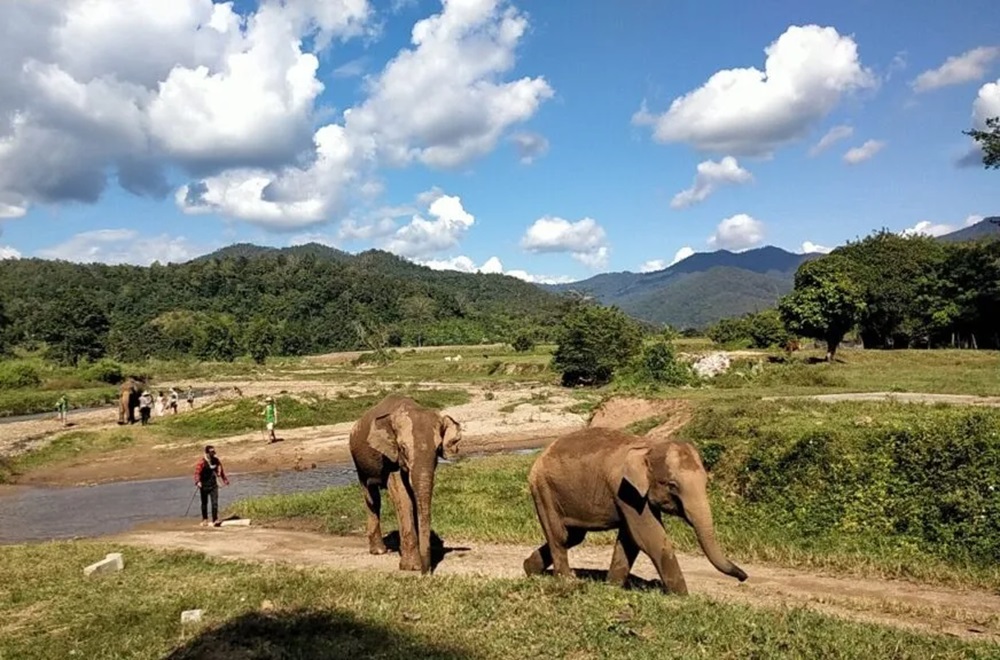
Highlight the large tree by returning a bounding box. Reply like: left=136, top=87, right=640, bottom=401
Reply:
left=964, top=116, right=1000, bottom=169
left=778, top=255, right=866, bottom=362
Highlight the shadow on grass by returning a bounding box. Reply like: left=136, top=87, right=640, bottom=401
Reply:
left=381, top=530, right=471, bottom=571
left=538, top=567, right=664, bottom=592
left=163, top=608, right=471, bottom=659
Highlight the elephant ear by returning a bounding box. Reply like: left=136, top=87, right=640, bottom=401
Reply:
left=437, top=414, right=462, bottom=452
left=618, top=447, right=651, bottom=512
left=368, top=413, right=399, bottom=463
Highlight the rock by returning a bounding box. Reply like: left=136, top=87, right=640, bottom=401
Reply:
left=692, top=352, right=731, bottom=379
left=219, top=518, right=251, bottom=527
left=180, top=610, right=203, bottom=624
left=260, top=600, right=275, bottom=612
left=84, top=552, right=124, bottom=577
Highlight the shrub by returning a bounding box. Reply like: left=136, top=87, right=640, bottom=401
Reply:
left=552, top=303, right=643, bottom=387
left=83, top=358, right=125, bottom=385
left=0, top=362, right=42, bottom=390
left=617, top=335, right=691, bottom=389
left=511, top=332, right=536, bottom=353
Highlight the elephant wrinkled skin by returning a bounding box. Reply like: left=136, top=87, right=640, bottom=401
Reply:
left=523, top=428, right=747, bottom=594
left=117, top=379, right=142, bottom=425
left=349, top=394, right=462, bottom=574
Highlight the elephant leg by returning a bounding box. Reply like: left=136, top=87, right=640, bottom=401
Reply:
left=525, top=479, right=577, bottom=578
left=606, top=526, right=640, bottom=587
left=621, top=506, right=688, bottom=595
left=524, top=543, right=552, bottom=576
left=387, top=472, right=420, bottom=571
left=362, top=483, right=388, bottom=555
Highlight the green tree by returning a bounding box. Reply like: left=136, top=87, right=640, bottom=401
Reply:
left=963, top=116, right=1000, bottom=169
left=244, top=317, right=279, bottom=364
left=552, top=302, right=643, bottom=386
left=778, top=255, right=866, bottom=362
left=511, top=330, right=536, bottom=353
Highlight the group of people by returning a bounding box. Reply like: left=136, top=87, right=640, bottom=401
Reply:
left=138, top=387, right=195, bottom=425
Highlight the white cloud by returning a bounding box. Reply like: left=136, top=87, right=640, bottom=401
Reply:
left=521, top=216, right=610, bottom=268
left=36, top=229, right=201, bottom=265
left=843, top=139, right=886, bottom=164
left=958, top=78, right=1000, bottom=167
left=288, top=232, right=339, bottom=247
left=670, top=156, right=752, bottom=209
left=901, top=215, right=984, bottom=238
left=639, top=259, right=666, bottom=273
left=707, top=214, right=765, bottom=251
left=509, top=131, right=550, bottom=164
left=911, top=46, right=1000, bottom=93
left=332, top=56, right=368, bottom=78
left=417, top=254, right=572, bottom=284
left=384, top=192, right=476, bottom=258
left=0, top=245, right=21, bottom=260
left=632, top=25, right=875, bottom=156
left=344, top=0, right=554, bottom=169
left=670, top=245, right=695, bottom=265
left=801, top=241, right=833, bottom=254
left=809, top=125, right=853, bottom=156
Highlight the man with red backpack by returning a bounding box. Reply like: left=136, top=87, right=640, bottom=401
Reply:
left=194, top=445, right=229, bottom=527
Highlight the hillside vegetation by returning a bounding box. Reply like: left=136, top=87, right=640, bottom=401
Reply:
left=0, top=245, right=565, bottom=365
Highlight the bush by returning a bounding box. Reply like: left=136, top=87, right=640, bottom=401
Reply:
left=617, top=335, right=691, bottom=389
left=708, top=309, right=792, bottom=349
left=552, top=303, right=643, bottom=387
left=0, top=362, right=42, bottom=390
left=511, top=332, right=536, bottom=353
left=83, top=358, right=124, bottom=385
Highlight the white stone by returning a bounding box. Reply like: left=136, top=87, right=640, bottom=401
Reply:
left=83, top=552, right=124, bottom=577
left=180, top=609, right=203, bottom=624
left=219, top=518, right=251, bottom=527
left=692, top=352, right=731, bottom=379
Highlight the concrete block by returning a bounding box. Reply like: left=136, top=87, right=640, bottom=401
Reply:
left=219, top=518, right=251, bottom=527
left=84, top=552, right=124, bottom=577
left=180, top=609, right=203, bottom=624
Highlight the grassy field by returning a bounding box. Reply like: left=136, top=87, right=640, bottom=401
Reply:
left=0, top=429, right=137, bottom=483
left=0, top=541, right=994, bottom=660
left=235, top=397, right=1000, bottom=591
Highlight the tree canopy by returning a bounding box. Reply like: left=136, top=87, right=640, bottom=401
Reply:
left=964, top=116, right=1000, bottom=169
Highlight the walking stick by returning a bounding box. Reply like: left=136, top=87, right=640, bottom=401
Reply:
left=184, top=486, right=199, bottom=517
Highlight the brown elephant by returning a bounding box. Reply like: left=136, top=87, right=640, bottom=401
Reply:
left=349, top=394, right=462, bottom=574
left=523, top=428, right=747, bottom=594
left=117, top=379, right=142, bottom=425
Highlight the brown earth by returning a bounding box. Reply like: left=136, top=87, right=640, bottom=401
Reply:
left=8, top=386, right=589, bottom=487
left=114, top=525, right=1000, bottom=643
left=588, top=396, right=694, bottom=438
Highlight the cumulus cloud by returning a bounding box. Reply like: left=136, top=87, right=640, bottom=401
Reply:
left=35, top=229, right=201, bottom=265
left=901, top=215, right=983, bottom=238
left=417, top=254, right=572, bottom=284
left=707, top=214, right=765, bottom=251
left=384, top=192, right=476, bottom=258
left=632, top=25, right=875, bottom=156
left=0, top=0, right=551, bottom=230
left=671, top=156, right=752, bottom=209
left=0, top=245, right=21, bottom=260
left=670, top=246, right=695, bottom=265
left=911, top=46, right=1000, bottom=93
left=509, top=131, right=550, bottom=164
left=958, top=78, right=1000, bottom=167
left=809, top=125, right=853, bottom=156
left=521, top=216, right=610, bottom=268
left=801, top=241, right=833, bottom=254
left=639, top=246, right=694, bottom=273
left=843, top=139, right=886, bottom=164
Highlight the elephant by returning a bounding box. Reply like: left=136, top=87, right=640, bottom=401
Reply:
left=349, top=394, right=462, bottom=574
left=523, top=428, right=747, bottom=595
left=117, top=379, right=142, bottom=425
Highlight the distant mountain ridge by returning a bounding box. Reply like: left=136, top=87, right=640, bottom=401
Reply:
left=193, top=242, right=352, bottom=263
left=544, top=217, right=999, bottom=329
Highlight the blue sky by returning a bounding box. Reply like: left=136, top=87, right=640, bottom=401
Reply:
left=0, top=0, right=997, bottom=283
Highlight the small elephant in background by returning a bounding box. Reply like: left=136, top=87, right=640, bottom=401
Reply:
left=523, top=428, right=747, bottom=594
left=349, top=394, right=462, bottom=574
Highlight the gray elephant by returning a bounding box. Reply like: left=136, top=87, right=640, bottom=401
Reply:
left=523, top=427, right=747, bottom=594
left=349, top=394, right=462, bottom=574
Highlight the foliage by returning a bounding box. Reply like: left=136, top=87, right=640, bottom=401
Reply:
left=963, top=116, right=1000, bottom=169
left=778, top=255, right=866, bottom=360
left=616, top=333, right=691, bottom=389
left=82, top=358, right=125, bottom=385
left=0, top=361, right=42, bottom=390
left=511, top=331, right=536, bottom=353
left=551, top=302, right=643, bottom=386
left=708, top=309, right=791, bottom=349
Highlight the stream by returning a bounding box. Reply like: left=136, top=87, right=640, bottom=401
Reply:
left=0, top=450, right=539, bottom=544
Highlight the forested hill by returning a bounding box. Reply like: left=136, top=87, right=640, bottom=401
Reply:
left=0, top=247, right=565, bottom=364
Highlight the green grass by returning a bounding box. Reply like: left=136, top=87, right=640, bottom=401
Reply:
left=234, top=399, right=1000, bottom=591
left=0, top=430, right=136, bottom=483
left=154, top=389, right=471, bottom=439
left=0, top=541, right=994, bottom=660
left=0, top=386, right=119, bottom=417
left=625, top=415, right=667, bottom=436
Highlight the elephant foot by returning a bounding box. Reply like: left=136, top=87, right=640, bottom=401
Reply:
left=369, top=542, right=388, bottom=555
left=398, top=556, right=422, bottom=572
left=523, top=553, right=545, bottom=576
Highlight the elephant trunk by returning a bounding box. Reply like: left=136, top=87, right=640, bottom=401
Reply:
left=409, top=459, right=435, bottom=575
left=681, top=489, right=747, bottom=582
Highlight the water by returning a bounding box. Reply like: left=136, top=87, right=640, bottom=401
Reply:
left=0, top=464, right=359, bottom=544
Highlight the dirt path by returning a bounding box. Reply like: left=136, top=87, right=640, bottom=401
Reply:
left=114, top=526, right=1000, bottom=643
left=11, top=386, right=589, bottom=486
left=763, top=392, right=1000, bottom=406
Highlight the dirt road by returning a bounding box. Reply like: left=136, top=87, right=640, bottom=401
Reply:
left=115, top=525, right=1000, bottom=643
left=763, top=392, right=1000, bottom=406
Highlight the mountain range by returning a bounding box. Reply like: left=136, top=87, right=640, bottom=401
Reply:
left=544, top=217, right=1000, bottom=329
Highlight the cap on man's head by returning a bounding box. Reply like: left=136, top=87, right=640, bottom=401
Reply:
left=205, top=445, right=215, bottom=453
